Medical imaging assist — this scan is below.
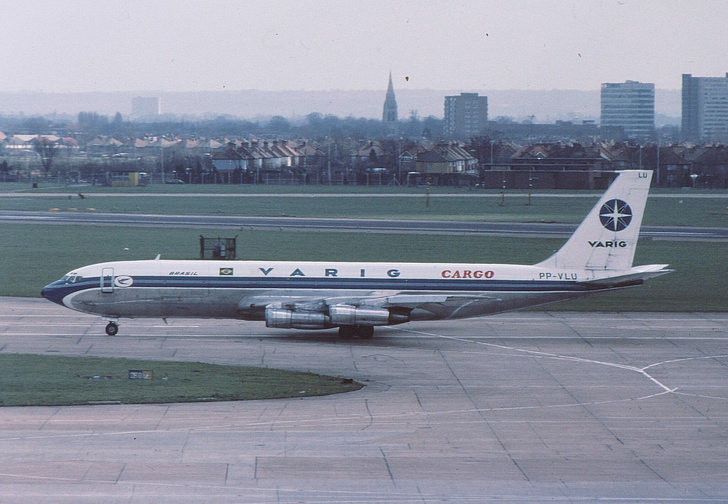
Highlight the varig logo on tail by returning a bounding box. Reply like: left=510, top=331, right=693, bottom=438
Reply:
left=599, top=199, right=633, bottom=231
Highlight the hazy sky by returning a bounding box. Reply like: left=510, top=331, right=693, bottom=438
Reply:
left=1, top=0, right=726, bottom=93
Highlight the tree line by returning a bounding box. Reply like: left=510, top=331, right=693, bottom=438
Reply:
left=0, top=111, right=445, bottom=142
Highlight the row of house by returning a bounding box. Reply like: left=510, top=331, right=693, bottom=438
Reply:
left=350, top=140, right=728, bottom=188
left=0, top=132, right=227, bottom=156
left=502, top=142, right=728, bottom=188
left=211, top=140, right=482, bottom=185
left=211, top=140, right=323, bottom=174
left=1, top=133, right=80, bottom=153
left=0, top=132, right=480, bottom=182
left=1, top=130, right=727, bottom=188
left=86, top=136, right=225, bottom=154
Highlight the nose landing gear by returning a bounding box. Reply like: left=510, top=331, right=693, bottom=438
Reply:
left=105, top=321, right=119, bottom=336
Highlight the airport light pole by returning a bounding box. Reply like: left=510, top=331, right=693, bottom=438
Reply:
left=327, top=137, right=332, bottom=185
left=499, top=172, right=506, bottom=206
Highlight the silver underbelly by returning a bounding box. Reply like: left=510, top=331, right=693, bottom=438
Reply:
left=64, top=286, right=591, bottom=321
left=66, top=287, right=250, bottom=319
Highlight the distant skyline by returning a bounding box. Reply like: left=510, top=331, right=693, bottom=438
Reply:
left=0, top=89, right=684, bottom=124
left=1, top=0, right=726, bottom=94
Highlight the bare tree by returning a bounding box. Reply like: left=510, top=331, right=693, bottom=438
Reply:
left=34, top=137, right=59, bottom=177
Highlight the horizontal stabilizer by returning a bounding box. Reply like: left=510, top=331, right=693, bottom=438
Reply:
left=579, top=264, right=673, bottom=287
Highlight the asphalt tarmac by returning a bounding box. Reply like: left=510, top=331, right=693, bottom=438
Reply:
left=1, top=297, right=727, bottom=503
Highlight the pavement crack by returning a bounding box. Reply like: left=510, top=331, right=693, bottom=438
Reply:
left=380, top=448, right=395, bottom=483
left=270, top=403, right=288, bottom=431
left=363, top=398, right=374, bottom=430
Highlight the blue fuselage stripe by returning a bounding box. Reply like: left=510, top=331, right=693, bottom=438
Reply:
left=45, top=275, right=604, bottom=302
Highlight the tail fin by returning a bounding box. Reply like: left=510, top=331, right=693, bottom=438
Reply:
left=536, top=170, right=653, bottom=273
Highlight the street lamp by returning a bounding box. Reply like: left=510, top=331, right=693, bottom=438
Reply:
left=499, top=173, right=506, bottom=206
left=327, top=137, right=332, bottom=185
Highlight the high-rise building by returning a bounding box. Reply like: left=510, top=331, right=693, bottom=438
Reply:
left=682, top=73, right=728, bottom=141
left=131, top=96, right=161, bottom=119
left=382, top=73, right=398, bottom=135
left=600, top=81, right=654, bottom=139
left=444, top=93, right=488, bottom=139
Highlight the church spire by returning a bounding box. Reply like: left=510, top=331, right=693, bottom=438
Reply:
left=382, top=72, right=398, bottom=134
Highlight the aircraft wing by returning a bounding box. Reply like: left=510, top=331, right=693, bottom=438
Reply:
left=237, top=292, right=502, bottom=318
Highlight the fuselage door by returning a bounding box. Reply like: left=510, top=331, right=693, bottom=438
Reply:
left=101, top=267, right=114, bottom=293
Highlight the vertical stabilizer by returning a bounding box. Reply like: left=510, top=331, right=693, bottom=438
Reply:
left=536, top=170, right=653, bottom=273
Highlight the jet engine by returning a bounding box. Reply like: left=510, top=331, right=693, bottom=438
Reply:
left=329, top=304, right=409, bottom=326
left=265, top=307, right=329, bottom=329
left=264, top=304, right=410, bottom=330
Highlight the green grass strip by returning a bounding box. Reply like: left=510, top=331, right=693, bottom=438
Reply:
left=2, top=223, right=726, bottom=311
left=0, top=354, right=362, bottom=407
left=2, top=189, right=727, bottom=227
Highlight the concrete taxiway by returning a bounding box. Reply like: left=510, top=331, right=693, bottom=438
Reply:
left=0, top=296, right=727, bottom=503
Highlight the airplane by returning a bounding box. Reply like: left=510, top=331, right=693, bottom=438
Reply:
left=41, top=170, right=671, bottom=339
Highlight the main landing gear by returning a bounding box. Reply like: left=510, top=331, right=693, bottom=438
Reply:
left=338, top=325, right=374, bottom=340
left=105, top=321, right=119, bottom=336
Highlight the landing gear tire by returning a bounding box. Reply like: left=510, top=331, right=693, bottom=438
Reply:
left=338, top=325, right=356, bottom=339
left=338, top=325, right=374, bottom=340
left=105, top=321, right=119, bottom=336
left=356, top=325, right=374, bottom=339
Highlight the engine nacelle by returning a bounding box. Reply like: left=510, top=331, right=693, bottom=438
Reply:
left=328, top=304, right=409, bottom=326
left=265, top=308, right=329, bottom=329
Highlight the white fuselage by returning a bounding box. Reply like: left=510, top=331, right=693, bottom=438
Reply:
left=42, top=258, right=624, bottom=324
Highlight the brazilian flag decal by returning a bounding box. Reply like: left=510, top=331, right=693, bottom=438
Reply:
left=219, top=268, right=234, bottom=276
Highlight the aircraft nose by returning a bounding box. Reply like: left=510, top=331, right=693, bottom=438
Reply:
left=41, top=283, right=65, bottom=306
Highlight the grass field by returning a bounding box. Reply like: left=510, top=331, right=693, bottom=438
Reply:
left=13, top=180, right=728, bottom=196
left=1, top=181, right=726, bottom=311
left=0, top=354, right=362, bottom=406
left=2, top=187, right=727, bottom=228
left=1, top=222, right=725, bottom=311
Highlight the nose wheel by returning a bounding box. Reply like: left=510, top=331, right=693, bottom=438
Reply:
left=105, top=321, right=119, bottom=336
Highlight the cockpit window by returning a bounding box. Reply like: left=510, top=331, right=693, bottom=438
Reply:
left=62, top=274, right=79, bottom=284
